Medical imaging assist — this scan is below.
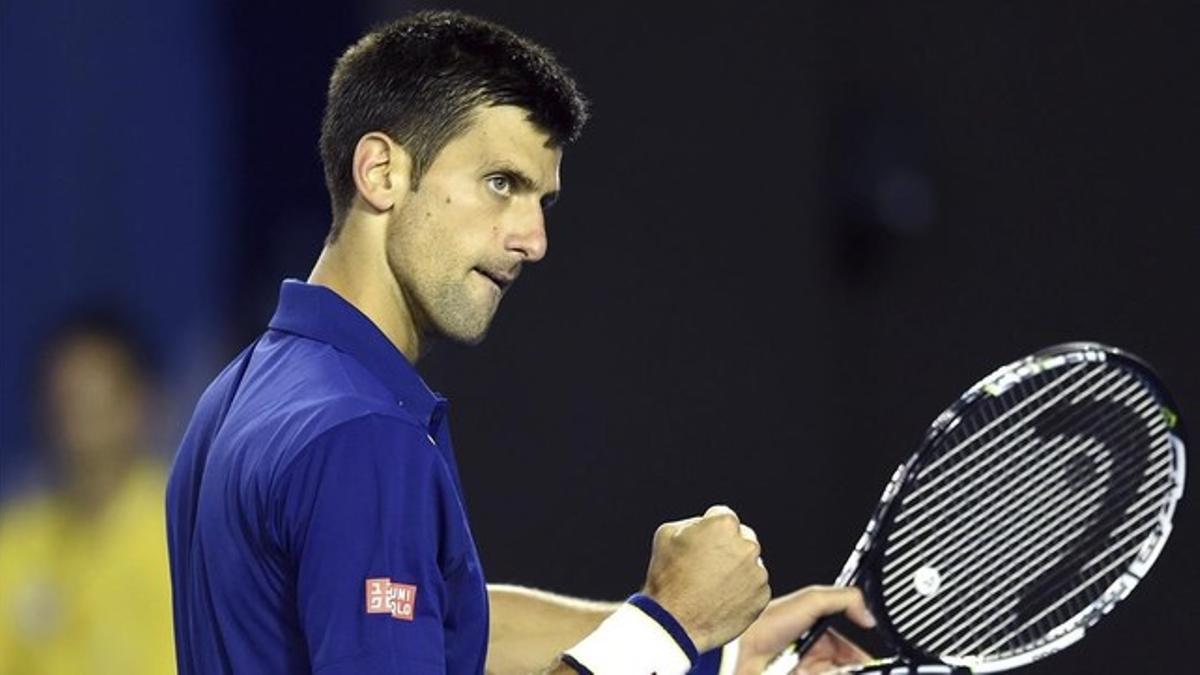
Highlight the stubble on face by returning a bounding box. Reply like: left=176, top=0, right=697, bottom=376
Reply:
left=384, top=195, right=498, bottom=348
left=381, top=105, right=560, bottom=351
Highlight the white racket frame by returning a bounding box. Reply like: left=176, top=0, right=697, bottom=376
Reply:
left=764, top=343, right=1186, bottom=675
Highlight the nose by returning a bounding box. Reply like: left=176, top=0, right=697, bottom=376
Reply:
left=506, top=206, right=548, bottom=263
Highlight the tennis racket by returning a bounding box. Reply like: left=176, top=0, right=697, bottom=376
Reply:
left=766, top=342, right=1187, bottom=673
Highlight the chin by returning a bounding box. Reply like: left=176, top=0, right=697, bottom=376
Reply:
left=447, top=329, right=488, bottom=347
left=422, top=293, right=495, bottom=347
left=435, top=319, right=491, bottom=347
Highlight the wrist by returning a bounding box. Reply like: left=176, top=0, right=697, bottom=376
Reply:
left=562, top=594, right=699, bottom=675
left=643, top=588, right=715, bottom=653
left=689, top=638, right=741, bottom=675
left=627, top=593, right=701, bottom=661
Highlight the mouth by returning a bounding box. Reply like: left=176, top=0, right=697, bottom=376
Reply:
left=474, top=267, right=516, bottom=293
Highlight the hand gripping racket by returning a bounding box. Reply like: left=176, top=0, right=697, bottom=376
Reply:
left=766, top=342, right=1187, bottom=673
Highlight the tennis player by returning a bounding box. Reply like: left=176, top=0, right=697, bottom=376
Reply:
left=166, top=10, right=874, bottom=675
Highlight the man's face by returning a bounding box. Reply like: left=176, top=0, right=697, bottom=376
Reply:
left=385, top=104, right=562, bottom=346
left=43, top=335, right=148, bottom=470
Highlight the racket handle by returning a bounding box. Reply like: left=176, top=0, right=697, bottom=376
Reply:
left=793, top=615, right=834, bottom=659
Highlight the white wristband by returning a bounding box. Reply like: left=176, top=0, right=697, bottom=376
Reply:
left=718, top=637, right=741, bottom=675
left=563, top=600, right=694, bottom=674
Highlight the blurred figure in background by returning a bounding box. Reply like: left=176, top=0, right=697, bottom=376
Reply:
left=0, top=310, right=175, bottom=674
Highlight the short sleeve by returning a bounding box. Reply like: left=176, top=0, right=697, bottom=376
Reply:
left=276, top=413, right=457, bottom=674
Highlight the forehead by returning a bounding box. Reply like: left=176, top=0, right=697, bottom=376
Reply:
left=431, top=105, right=562, bottom=189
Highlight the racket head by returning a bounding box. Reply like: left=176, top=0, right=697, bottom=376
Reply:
left=850, top=342, right=1186, bottom=671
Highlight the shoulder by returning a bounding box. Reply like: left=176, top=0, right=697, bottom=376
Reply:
left=266, top=405, right=434, bottom=489
left=252, top=331, right=424, bottom=425
left=269, top=413, right=453, bottom=553
left=284, top=412, right=441, bottom=482
left=221, top=333, right=430, bottom=471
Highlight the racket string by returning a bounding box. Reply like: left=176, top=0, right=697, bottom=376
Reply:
left=963, top=466, right=1176, bottom=654
left=910, top=362, right=1096, bottom=488
left=886, top=438, right=1170, bottom=641
left=890, top=424, right=1166, bottom=639
left=873, top=361, right=1176, bottom=662
left=914, top=465, right=1173, bottom=654
left=968, top=528, right=1160, bottom=657
left=885, top=443, right=1166, bottom=633
left=884, top=376, right=1151, bottom=576
left=884, top=403, right=1165, bottom=597
left=896, top=365, right=1127, bottom=534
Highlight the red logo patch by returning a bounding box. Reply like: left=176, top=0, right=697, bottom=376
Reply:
left=365, top=578, right=417, bottom=621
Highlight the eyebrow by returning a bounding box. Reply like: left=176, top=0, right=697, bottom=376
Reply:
left=487, top=162, right=560, bottom=210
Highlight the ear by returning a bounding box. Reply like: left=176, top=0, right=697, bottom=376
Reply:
left=351, top=132, right=412, bottom=213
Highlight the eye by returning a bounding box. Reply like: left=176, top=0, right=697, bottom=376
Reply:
left=486, top=174, right=513, bottom=197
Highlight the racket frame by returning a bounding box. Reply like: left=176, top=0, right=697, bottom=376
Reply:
left=773, top=342, right=1186, bottom=674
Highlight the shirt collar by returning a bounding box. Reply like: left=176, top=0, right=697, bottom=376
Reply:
left=266, top=279, right=447, bottom=433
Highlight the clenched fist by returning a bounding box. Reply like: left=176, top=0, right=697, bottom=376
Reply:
left=641, top=505, right=771, bottom=652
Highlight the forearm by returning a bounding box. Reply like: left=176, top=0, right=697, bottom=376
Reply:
left=486, top=584, right=618, bottom=675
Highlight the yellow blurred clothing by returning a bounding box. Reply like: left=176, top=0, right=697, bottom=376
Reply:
left=0, top=460, right=176, bottom=675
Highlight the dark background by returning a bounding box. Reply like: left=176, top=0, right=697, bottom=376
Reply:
left=3, top=1, right=1196, bottom=672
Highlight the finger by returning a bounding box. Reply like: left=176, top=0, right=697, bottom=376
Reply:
left=824, top=628, right=872, bottom=663
left=739, top=523, right=759, bottom=543
left=799, top=586, right=876, bottom=629
left=704, top=504, right=740, bottom=523
left=797, top=630, right=835, bottom=660
left=661, top=515, right=701, bottom=537
left=790, top=659, right=834, bottom=675
left=797, top=632, right=871, bottom=675
left=842, top=594, right=876, bottom=631
left=796, top=630, right=841, bottom=662
left=795, top=661, right=862, bottom=675
left=762, top=586, right=876, bottom=642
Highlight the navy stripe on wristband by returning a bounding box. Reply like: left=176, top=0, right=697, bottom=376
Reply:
left=561, top=653, right=594, bottom=675
left=689, top=648, right=724, bottom=675
left=627, top=593, right=701, bottom=664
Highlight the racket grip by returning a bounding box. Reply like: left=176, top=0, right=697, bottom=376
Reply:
left=792, top=614, right=834, bottom=659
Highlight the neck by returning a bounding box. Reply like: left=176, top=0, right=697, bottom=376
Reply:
left=308, top=225, right=425, bottom=363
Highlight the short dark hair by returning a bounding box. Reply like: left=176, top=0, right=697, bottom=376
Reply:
left=36, top=305, right=158, bottom=390
left=37, top=305, right=156, bottom=372
left=319, top=10, right=589, bottom=240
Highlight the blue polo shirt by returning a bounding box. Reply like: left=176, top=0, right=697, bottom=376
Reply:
left=166, top=280, right=487, bottom=674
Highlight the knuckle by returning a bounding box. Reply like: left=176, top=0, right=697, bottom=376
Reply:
left=710, top=513, right=739, bottom=530
left=705, top=504, right=739, bottom=522
left=742, top=538, right=761, bottom=557
left=796, top=584, right=827, bottom=600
